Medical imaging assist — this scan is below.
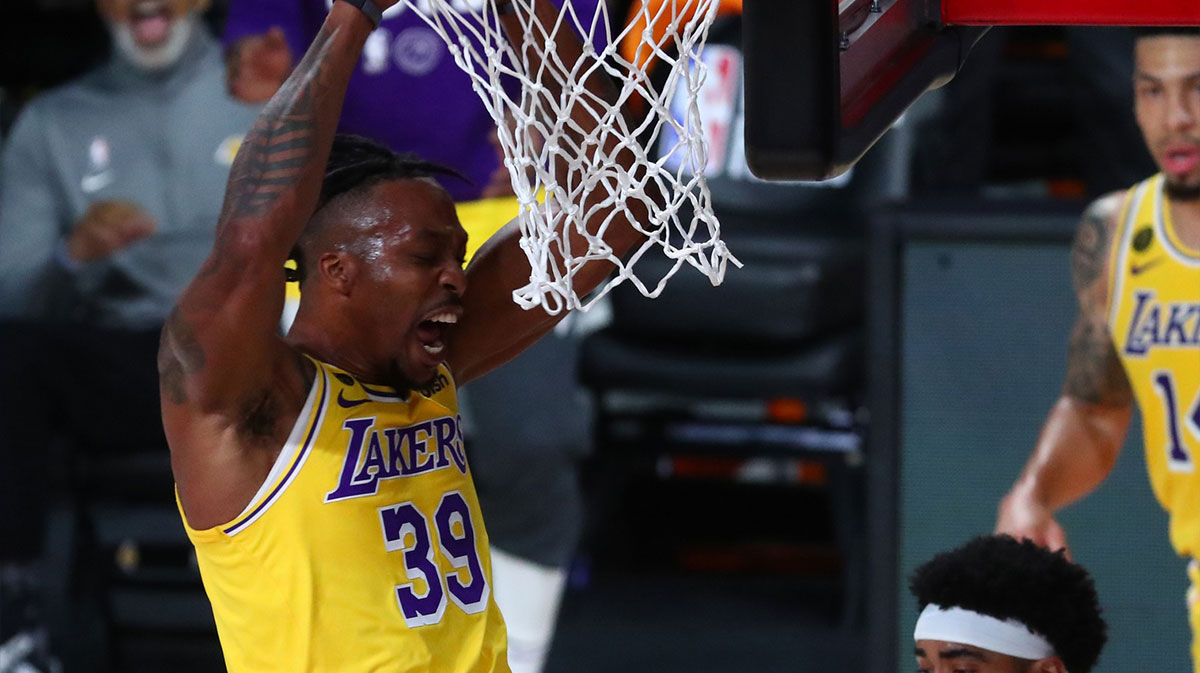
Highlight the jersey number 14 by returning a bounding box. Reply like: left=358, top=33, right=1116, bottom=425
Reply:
left=1153, top=371, right=1200, bottom=473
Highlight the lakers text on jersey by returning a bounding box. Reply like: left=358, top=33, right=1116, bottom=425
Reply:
left=1108, top=173, right=1200, bottom=557
left=178, top=359, right=511, bottom=673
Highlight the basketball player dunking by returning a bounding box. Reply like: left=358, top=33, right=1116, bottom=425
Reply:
left=996, top=27, right=1200, bottom=669
left=157, top=1, right=638, bottom=670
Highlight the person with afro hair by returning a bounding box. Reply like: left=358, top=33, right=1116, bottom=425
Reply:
left=911, top=535, right=1107, bottom=673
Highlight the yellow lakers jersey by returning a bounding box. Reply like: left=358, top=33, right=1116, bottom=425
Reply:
left=180, top=359, right=511, bottom=673
left=1108, top=173, right=1200, bottom=557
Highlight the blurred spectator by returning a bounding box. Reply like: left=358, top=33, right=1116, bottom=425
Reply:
left=0, top=0, right=257, bottom=668
left=222, top=2, right=599, bottom=671
left=224, top=0, right=518, bottom=203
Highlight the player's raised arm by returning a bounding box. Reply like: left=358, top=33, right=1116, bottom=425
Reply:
left=446, top=0, right=648, bottom=384
left=996, top=193, right=1135, bottom=553
left=160, top=1, right=390, bottom=526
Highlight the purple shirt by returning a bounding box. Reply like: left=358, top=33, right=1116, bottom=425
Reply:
left=224, top=0, right=605, bottom=202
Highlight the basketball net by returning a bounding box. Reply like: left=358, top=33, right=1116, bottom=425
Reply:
left=399, top=0, right=736, bottom=313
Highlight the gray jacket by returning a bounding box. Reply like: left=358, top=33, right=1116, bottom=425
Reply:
left=0, top=29, right=259, bottom=328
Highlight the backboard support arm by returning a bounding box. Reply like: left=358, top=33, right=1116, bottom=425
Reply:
left=743, top=0, right=987, bottom=181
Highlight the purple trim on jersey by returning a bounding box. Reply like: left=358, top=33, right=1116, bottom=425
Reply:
left=222, top=372, right=329, bottom=535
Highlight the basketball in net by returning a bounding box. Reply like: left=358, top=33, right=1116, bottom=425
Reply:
left=399, top=0, right=737, bottom=313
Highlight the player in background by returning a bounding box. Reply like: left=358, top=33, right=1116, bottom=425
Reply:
left=996, top=25, right=1200, bottom=670
left=911, top=536, right=1106, bottom=673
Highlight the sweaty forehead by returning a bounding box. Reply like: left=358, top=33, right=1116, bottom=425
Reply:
left=365, top=178, right=464, bottom=238
left=317, top=178, right=463, bottom=249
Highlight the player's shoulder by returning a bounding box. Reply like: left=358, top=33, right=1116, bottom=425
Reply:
left=6, top=66, right=126, bottom=150
left=1080, top=190, right=1128, bottom=236
left=38, top=56, right=125, bottom=106
left=1073, top=189, right=1130, bottom=262
left=8, top=77, right=90, bottom=133
left=1069, top=190, right=1129, bottom=298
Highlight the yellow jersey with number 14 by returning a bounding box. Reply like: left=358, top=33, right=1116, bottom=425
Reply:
left=179, top=358, right=511, bottom=673
left=1108, top=173, right=1200, bottom=557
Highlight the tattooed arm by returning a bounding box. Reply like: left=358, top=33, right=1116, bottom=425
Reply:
left=996, top=192, right=1135, bottom=554
left=159, top=2, right=387, bottom=530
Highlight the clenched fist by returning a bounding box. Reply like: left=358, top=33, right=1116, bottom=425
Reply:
left=66, top=200, right=157, bottom=264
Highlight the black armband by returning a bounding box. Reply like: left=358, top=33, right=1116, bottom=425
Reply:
left=337, top=0, right=384, bottom=28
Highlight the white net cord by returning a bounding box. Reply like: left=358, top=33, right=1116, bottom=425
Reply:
left=401, top=0, right=738, bottom=313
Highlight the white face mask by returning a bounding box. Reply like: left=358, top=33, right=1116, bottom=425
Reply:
left=108, top=12, right=198, bottom=72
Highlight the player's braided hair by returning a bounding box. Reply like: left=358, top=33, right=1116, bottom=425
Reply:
left=288, top=134, right=467, bottom=284
left=317, top=134, right=467, bottom=211
left=910, top=535, right=1107, bottom=673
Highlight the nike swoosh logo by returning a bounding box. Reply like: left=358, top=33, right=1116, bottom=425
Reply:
left=80, top=171, right=113, bottom=194
left=337, top=390, right=370, bottom=408
left=1130, top=257, right=1166, bottom=276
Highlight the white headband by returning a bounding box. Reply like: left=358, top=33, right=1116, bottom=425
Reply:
left=914, top=604, right=1056, bottom=661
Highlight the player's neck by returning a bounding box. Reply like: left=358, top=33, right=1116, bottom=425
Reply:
left=1167, top=196, right=1200, bottom=251
left=288, top=306, right=376, bottom=383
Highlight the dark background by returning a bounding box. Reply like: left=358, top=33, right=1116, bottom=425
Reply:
left=0, top=4, right=1181, bottom=673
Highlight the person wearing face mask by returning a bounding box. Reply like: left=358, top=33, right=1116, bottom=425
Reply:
left=0, top=2, right=258, bottom=669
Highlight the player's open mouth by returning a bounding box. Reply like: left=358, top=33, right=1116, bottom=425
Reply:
left=416, top=310, right=459, bottom=358
left=1164, top=143, right=1200, bottom=176
left=130, top=0, right=174, bottom=47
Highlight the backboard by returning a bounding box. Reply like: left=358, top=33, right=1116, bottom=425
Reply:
left=742, top=0, right=1200, bottom=182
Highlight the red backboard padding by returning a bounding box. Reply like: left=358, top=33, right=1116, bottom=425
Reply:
left=943, top=0, right=1200, bottom=25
